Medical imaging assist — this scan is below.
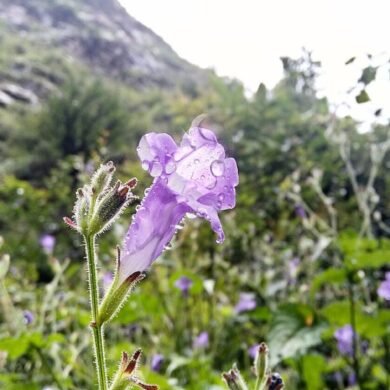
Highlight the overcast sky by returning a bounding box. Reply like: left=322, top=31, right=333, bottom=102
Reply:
left=120, top=0, right=390, bottom=123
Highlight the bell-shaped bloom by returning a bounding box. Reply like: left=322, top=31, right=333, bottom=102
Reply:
left=117, top=126, right=238, bottom=284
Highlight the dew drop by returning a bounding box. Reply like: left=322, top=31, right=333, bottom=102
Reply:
left=165, top=161, right=176, bottom=174
left=141, top=160, right=150, bottom=171
left=211, top=160, right=225, bottom=177
left=150, top=161, right=163, bottom=177
left=164, top=243, right=173, bottom=250
left=194, top=158, right=200, bottom=164
left=135, top=205, right=141, bottom=211
left=218, top=193, right=225, bottom=202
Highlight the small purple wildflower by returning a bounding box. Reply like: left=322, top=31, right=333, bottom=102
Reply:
left=234, top=293, right=256, bottom=314
left=23, top=310, right=34, bottom=325
left=193, top=331, right=209, bottom=349
left=294, top=204, right=307, bottom=219
left=174, top=276, right=193, bottom=297
left=334, top=325, right=354, bottom=356
left=117, top=125, right=238, bottom=284
left=150, top=354, right=164, bottom=372
left=248, top=344, right=259, bottom=359
left=377, top=272, right=390, bottom=301
left=39, top=234, right=56, bottom=254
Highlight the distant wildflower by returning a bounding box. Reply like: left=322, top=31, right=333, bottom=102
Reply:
left=348, top=372, right=356, bottom=387
left=23, top=310, right=34, bottom=325
left=334, top=325, right=354, bottom=356
left=248, top=344, right=260, bottom=359
left=234, top=293, right=256, bottom=314
left=150, top=353, right=164, bottom=372
left=174, top=276, right=193, bottom=297
left=377, top=272, right=390, bottom=301
left=39, top=234, right=55, bottom=254
left=294, top=204, right=306, bottom=219
left=117, top=125, right=238, bottom=285
left=193, top=331, right=209, bottom=349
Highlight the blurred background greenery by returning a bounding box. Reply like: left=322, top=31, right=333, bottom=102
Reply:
left=0, top=0, right=389, bottom=389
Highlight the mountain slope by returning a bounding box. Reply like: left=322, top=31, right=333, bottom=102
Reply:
left=0, top=0, right=209, bottom=108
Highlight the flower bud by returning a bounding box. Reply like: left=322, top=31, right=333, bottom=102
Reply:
left=222, top=364, right=248, bottom=390
left=109, top=349, right=158, bottom=390
left=254, top=342, right=269, bottom=380
left=91, top=161, right=115, bottom=195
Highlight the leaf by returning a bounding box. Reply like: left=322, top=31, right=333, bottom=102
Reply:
left=267, top=304, right=327, bottom=365
left=310, top=268, right=347, bottom=297
left=0, top=336, right=30, bottom=359
left=345, top=57, right=356, bottom=65
left=359, top=66, right=377, bottom=85
left=302, top=354, right=326, bottom=390
left=355, top=90, right=370, bottom=104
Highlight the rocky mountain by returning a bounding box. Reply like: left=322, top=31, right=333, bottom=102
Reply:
left=0, top=0, right=209, bottom=108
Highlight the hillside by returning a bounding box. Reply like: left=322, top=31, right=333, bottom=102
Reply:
left=0, top=0, right=209, bottom=109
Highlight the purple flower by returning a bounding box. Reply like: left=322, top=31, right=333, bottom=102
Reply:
left=150, top=354, right=164, bottom=372
left=23, top=310, right=34, bottom=325
left=39, top=234, right=56, bottom=254
left=334, top=325, right=355, bottom=356
left=248, top=344, right=259, bottom=359
left=193, top=331, right=209, bottom=349
left=348, top=372, right=356, bottom=386
left=117, top=126, right=238, bottom=284
left=294, top=204, right=307, bottom=219
left=377, top=272, right=390, bottom=301
left=174, top=276, right=193, bottom=297
left=234, top=293, right=256, bottom=314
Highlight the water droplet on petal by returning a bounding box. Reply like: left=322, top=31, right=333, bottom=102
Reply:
left=218, top=193, right=225, bottom=202
left=165, top=161, right=176, bottom=174
left=194, top=159, right=200, bottom=164
left=150, top=161, right=163, bottom=177
left=211, top=160, right=225, bottom=177
left=141, top=160, right=150, bottom=171
left=135, top=205, right=141, bottom=211
left=164, top=243, right=173, bottom=250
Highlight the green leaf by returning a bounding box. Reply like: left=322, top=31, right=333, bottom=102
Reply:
left=267, top=304, right=327, bottom=365
left=355, top=90, right=370, bottom=104
left=359, top=66, right=377, bottom=85
left=345, top=57, right=356, bottom=65
left=310, top=268, right=347, bottom=297
left=302, top=354, right=326, bottom=390
left=0, top=336, right=30, bottom=359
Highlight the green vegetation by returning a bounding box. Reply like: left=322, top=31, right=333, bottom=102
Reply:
left=0, top=45, right=389, bottom=389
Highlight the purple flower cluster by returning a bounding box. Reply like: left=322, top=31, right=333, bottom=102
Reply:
left=334, top=325, right=355, bottom=356
left=117, top=127, right=238, bottom=284
left=234, top=293, right=256, bottom=314
left=377, top=272, right=390, bottom=301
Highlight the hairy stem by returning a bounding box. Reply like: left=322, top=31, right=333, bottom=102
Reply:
left=85, top=234, right=108, bottom=390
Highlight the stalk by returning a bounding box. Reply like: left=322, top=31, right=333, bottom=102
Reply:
left=85, top=234, right=108, bottom=390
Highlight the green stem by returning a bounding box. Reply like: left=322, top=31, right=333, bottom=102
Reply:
left=84, top=234, right=108, bottom=390
left=348, top=277, right=360, bottom=387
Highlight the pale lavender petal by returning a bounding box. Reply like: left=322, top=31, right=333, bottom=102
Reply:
left=119, top=124, right=238, bottom=283
left=175, top=276, right=193, bottom=297
left=248, top=344, right=259, bottom=359
left=23, top=310, right=34, bottom=325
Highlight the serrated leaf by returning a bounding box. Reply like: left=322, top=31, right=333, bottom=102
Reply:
left=267, top=304, right=327, bottom=365
left=355, top=90, right=370, bottom=103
